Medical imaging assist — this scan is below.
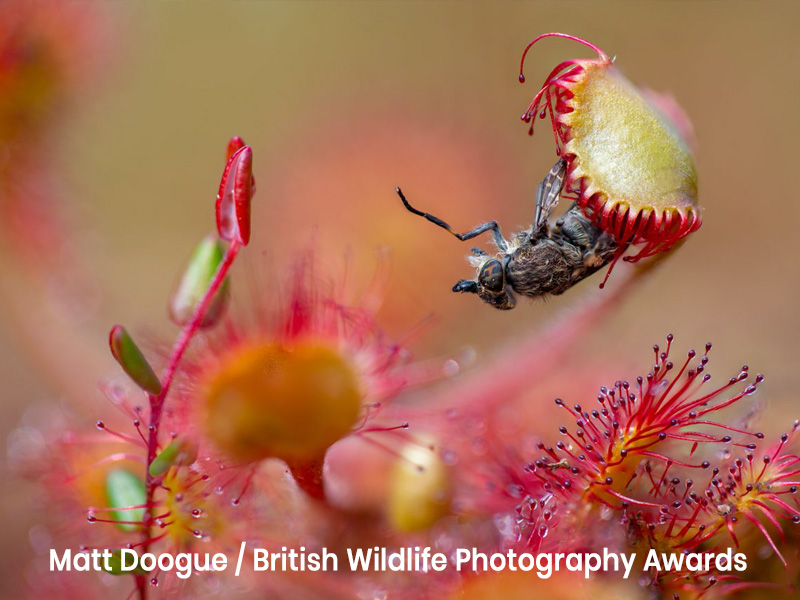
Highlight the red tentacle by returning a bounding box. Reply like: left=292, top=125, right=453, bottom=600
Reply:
left=519, top=32, right=610, bottom=82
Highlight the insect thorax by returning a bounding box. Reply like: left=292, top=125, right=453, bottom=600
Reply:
left=506, top=239, right=583, bottom=297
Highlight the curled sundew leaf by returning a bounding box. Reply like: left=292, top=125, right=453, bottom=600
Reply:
left=226, top=136, right=246, bottom=161
left=215, top=145, right=253, bottom=245
left=108, top=325, right=162, bottom=395
left=519, top=32, right=701, bottom=263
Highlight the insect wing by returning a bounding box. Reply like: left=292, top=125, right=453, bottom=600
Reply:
left=534, top=158, right=567, bottom=232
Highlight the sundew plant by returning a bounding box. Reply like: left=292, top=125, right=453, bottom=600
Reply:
left=3, top=6, right=799, bottom=600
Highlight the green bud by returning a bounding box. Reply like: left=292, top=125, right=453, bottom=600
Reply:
left=102, top=550, right=147, bottom=576
left=108, top=325, right=162, bottom=395
left=149, top=437, right=198, bottom=477
left=169, top=235, right=229, bottom=328
left=105, top=469, right=146, bottom=532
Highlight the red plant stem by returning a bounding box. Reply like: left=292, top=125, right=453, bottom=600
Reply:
left=286, top=458, right=327, bottom=501
left=137, top=240, right=240, bottom=599
left=153, top=240, right=241, bottom=412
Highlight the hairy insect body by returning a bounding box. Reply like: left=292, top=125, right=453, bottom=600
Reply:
left=398, top=159, right=618, bottom=311
left=513, top=210, right=615, bottom=293
left=508, top=238, right=580, bottom=296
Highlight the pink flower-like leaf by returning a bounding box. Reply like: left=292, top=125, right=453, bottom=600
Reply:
left=216, top=145, right=253, bottom=246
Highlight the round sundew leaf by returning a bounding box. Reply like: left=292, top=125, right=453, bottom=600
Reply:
left=203, top=344, right=362, bottom=464
left=105, top=468, right=146, bottom=532
left=563, top=63, right=698, bottom=216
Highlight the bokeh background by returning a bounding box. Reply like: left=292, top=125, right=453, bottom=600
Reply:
left=1, top=1, right=799, bottom=597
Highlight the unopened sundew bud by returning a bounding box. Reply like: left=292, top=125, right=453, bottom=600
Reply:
left=149, top=437, right=198, bottom=477
left=108, top=325, right=162, bottom=395
left=387, top=441, right=452, bottom=532
left=103, top=550, right=147, bottom=576
left=115, top=549, right=227, bottom=580
left=169, top=235, right=229, bottom=328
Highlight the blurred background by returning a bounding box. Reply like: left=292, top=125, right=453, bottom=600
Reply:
left=1, top=1, right=799, bottom=597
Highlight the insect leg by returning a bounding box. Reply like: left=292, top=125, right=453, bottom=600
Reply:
left=396, top=187, right=509, bottom=251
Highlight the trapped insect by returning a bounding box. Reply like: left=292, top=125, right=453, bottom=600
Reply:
left=396, top=159, right=617, bottom=310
